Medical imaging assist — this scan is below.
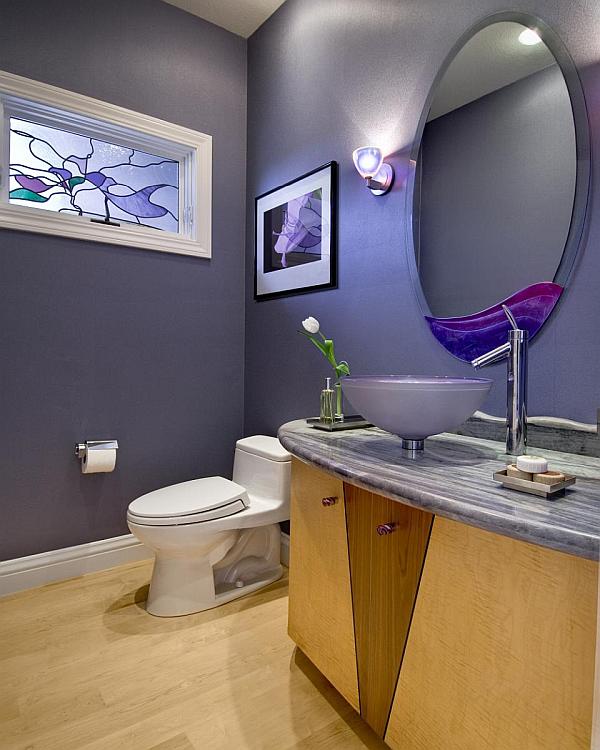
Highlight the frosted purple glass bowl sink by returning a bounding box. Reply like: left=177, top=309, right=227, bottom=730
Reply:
left=342, top=376, right=493, bottom=450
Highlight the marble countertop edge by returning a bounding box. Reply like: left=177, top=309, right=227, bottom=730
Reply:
left=278, top=421, right=600, bottom=562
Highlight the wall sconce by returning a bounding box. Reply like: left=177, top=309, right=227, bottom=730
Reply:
left=352, top=146, right=394, bottom=196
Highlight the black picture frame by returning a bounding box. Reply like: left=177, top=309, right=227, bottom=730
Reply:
left=254, top=161, right=338, bottom=301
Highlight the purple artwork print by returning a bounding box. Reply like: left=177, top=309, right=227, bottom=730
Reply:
left=264, top=189, right=322, bottom=273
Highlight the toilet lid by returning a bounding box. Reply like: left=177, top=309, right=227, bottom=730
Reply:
left=128, top=476, right=249, bottom=524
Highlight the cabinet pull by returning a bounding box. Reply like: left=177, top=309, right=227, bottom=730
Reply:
left=321, top=496, right=338, bottom=506
left=376, top=523, right=396, bottom=535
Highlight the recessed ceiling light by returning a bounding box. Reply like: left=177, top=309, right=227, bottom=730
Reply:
left=519, top=28, right=542, bottom=46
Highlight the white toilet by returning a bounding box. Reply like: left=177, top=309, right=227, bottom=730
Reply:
left=127, top=435, right=291, bottom=617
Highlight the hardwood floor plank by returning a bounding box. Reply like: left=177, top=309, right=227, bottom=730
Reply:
left=148, top=734, right=196, bottom=750
left=0, top=560, right=376, bottom=750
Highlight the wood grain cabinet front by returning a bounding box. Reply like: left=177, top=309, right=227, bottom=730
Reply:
left=288, top=458, right=360, bottom=712
left=345, top=485, right=433, bottom=737
left=287, top=461, right=598, bottom=749
left=384, top=517, right=598, bottom=750
left=288, top=461, right=433, bottom=735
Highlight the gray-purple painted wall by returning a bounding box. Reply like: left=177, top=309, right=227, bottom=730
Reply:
left=0, top=0, right=247, bottom=560
left=2, top=0, right=600, bottom=561
left=244, top=0, right=600, bottom=437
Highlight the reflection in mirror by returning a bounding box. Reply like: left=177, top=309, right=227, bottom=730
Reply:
left=409, top=19, right=588, bottom=361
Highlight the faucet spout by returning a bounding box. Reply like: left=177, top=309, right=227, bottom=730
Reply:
left=470, top=306, right=528, bottom=455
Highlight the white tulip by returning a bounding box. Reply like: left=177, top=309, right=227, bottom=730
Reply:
left=302, top=316, right=320, bottom=334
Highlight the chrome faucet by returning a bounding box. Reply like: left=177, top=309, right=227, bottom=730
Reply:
left=471, top=305, right=528, bottom=456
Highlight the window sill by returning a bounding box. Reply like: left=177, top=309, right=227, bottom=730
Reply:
left=0, top=204, right=210, bottom=258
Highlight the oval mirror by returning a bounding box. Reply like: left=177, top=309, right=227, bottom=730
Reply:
left=408, top=15, right=589, bottom=362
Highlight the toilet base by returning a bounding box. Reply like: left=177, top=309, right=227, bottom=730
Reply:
left=145, top=524, right=284, bottom=617
left=146, top=563, right=283, bottom=617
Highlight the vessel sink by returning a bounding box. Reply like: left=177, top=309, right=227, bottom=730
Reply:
left=342, top=376, right=493, bottom=449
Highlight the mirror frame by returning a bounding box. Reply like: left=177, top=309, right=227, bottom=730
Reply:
left=405, top=12, right=591, bottom=357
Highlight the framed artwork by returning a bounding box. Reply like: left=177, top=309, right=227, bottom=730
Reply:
left=254, top=161, right=337, bottom=300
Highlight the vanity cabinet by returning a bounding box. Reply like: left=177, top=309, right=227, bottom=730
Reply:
left=287, top=459, right=598, bottom=750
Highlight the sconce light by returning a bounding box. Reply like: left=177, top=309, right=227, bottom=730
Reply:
left=352, top=146, right=394, bottom=196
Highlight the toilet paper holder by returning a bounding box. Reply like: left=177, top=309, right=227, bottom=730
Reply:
left=75, top=440, right=119, bottom=460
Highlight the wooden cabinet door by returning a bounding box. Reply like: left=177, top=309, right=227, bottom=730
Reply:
left=345, top=486, right=433, bottom=737
left=288, top=459, right=360, bottom=712
left=385, top=517, right=598, bottom=750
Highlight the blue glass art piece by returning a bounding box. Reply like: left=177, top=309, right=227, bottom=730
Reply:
left=9, top=118, right=178, bottom=231
left=425, top=282, right=563, bottom=362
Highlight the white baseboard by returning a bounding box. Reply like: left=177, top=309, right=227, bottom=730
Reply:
left=0, top=530, right=291, bottom=597
left=280, top=531, right=290, bottom=567
left=0, top=534, right=153, bottom=598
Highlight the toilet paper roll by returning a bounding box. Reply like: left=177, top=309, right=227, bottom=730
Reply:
left=82, top=447, right=117, bottom=474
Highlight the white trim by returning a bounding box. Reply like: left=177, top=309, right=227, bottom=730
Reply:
left=0, top=534, right=153, bottom=597
left=0, top=69, right=212, bottom=258
left=0, top=530, right=290, bottom=597
left=280, top=531, right=290, bottom=567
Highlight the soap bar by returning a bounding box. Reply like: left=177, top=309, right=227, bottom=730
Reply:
left=507, top=464, right=533, bottom=481
left=533, top=470, right=565, bottom=485
left=516, top=455, right=548, bottom=474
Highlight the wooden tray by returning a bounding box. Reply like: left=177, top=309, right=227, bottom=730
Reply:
left=493, top=468, right=576, bottom=499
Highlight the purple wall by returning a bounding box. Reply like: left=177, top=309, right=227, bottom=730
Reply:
left=244, top=0, right=600, bottom=436
left=2, top=0, right=600, bottom=561
left=0, top=0, right=247, bottom=560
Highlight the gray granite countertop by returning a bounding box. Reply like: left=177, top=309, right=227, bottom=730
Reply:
left=278, top=420, right=600, bottom=561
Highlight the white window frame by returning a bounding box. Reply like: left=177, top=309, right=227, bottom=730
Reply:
left=0, top=70, right=212, bottom=258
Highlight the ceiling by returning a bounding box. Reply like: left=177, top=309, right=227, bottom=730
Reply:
left=428, top=22, right=556, bottom=121
left=161, top=0, right=287, bottom=38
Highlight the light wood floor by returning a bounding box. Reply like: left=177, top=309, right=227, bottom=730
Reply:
left=0, top=561, right=386, bottom=750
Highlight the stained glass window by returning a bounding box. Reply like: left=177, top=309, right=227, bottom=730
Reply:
left=1, top=69, right=212, bottom=257
left=9, top=118, right=179, bottom=231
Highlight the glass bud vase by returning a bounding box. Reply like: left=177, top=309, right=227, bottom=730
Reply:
left=334, top=382, right=344, bottom=423
left=320, top=382, right=334, bottom=424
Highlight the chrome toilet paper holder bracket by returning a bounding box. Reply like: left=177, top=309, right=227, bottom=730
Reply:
left=75, top=440, right=119, bottom=460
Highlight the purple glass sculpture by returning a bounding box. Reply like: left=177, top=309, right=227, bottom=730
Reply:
left=425, top=282, right=563, bottom=362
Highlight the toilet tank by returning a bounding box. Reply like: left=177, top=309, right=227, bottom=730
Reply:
left=233, top=436, right=291, bottom=506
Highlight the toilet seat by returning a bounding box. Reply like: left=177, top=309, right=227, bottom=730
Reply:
left=127, top=476, right=249, bottom=527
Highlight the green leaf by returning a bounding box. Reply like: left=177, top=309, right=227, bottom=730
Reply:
left=305, top=335, right=329, bottom=359
left=68, top=177, right=85, bottom=189
left=298, top=329, right=350, bottom=377
left=322, top=339, right=336, bottom=364
left=9, top=188, right=47, bottom=203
